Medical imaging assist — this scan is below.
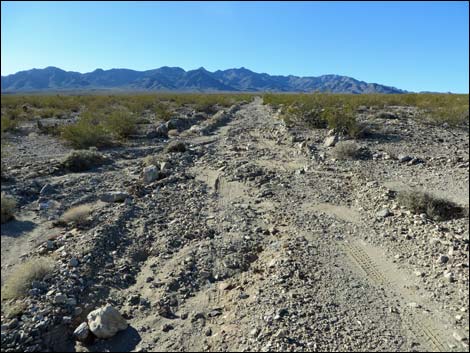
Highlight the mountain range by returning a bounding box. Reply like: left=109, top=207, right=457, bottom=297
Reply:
left=1, top=66, right=407, bottom=94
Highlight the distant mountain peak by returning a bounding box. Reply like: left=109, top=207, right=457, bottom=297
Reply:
left=1, top=66, right=408, bottom=93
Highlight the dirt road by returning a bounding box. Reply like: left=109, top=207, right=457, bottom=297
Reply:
left=1, top=97, right=468, bottom=352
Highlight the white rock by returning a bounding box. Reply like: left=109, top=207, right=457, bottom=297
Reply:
left=142, top=165, right=159, bottom=184
left=87, top=304, right=128, bottom=339
left=323, top=135, right=338, bottom=147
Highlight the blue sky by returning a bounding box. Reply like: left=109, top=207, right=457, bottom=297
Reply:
left=1, top=1, right=469, bottom=92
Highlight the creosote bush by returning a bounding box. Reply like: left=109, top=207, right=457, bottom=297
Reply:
left=397, top=190, right=466, bottom=221
left=61, top=117, right=112, bottom=149
left=1, top=258, right=54, bottom=300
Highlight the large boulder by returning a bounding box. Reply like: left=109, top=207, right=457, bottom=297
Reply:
left=87, top=304, right=128, bottom=339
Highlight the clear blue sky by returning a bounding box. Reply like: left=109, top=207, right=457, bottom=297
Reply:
left=1, top=1, right=469, bottom=92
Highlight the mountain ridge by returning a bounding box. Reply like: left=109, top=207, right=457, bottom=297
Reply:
left=1, top=66, right=408, bottom=94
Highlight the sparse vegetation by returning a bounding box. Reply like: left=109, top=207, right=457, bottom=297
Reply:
left=332, top=141, right=362, bottom=160
left=61, top=150, right=108, bottom=172
left=166, top=140, right=186, bottom=153
left=60, top=204, right=93, bottom=225
left=1, top=192, right=16, bottom=224
left=264, top=93, right=469, bottom=128
left=60, top=114, right=112, bottom=149
left=397, top=190, right=466, bottom=221
left=1, top=258, right=53, bottom=300
left=143, top=155, right=160, bottom=167
left=103, top=110, right=138, bottom=138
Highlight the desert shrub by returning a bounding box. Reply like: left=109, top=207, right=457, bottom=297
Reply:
left=322, top=106, right=361, bottom=137
left=1, top=192, right=16, bottom=223
left=60, top=204, right=92, bottom=225
left=143, top=155, right=160, bottom=167
left=155, top=103, right=173, bottom=121
left=397, top=190, right=465, bottom=221
left=3, top=301, right=28, bottom=318
left=61, top=150, right=108, bottom=172
left=103, top=110, right=138, bottom=138
left=1, top=115, right=19, bottom=134
left=332, top=141, right=361, bottom=160
left=61, top=117, right=112, bottom=149
left=1, top=258, right=53, bottom=300
left=166, top=140, right=186, bottom=153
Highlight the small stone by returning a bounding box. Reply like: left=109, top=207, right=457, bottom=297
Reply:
left=63, top=316, right=72, bottom=324
left=437, top=255, right=449, bottom=264
left=323, top=135, right=339, bottom=148
left=398, top=155, right=412, bottom=163
left=443, top=271, right=455, bottom=283
left=69, top=257, right=79, bottom=267
left=208, top=309, right=222, bottom=317
left=100, top=191, right=129, bottom=203
left=162, top=324, right=174, bottom=332
left=73, top=322, right=90, bottom=342
left=205, top=327, right=212, bottom=336
left=128, top=294, right=140, bottom=305
left=54, top=293, right=67, bottom=304
left=376, top=208, right=392, bottom=218
left=142, top=165, right=159, bottom=184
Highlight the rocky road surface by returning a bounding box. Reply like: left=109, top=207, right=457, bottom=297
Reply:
left=1, top=97, right=469, bottom=352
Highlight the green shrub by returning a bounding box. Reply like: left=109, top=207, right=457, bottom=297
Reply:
left=61, top=116, right=112, bottom=149
left=155, top=103, right=173, bottom=121
left=103, top=110, right=137, bottom=138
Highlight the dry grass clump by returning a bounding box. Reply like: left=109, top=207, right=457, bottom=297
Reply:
left=3, top=301, right=28, bottom=319
left=1, top=258, right=54, bottom=300
left=61, top=150, right=108, bottom=172
left=166, top=140, right=187, bottom=153
left=168, top=129, right=179, bottom=137
left=332, top=141, right=361, bottom=160
left=397, top=190, right=466, bottom=221
left=60, top=204, right=92, bottom=225
left=143, top=155, right=160, bottom=167
left=1, top=192, right=16, bottom=224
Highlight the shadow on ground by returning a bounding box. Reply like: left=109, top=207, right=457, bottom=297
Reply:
left=1, top=220, right=37, bottom=237
left=88, top=326, right=142, bottom=352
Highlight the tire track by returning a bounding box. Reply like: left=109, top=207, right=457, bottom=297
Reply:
left=342, top=239, right=453, bottom=352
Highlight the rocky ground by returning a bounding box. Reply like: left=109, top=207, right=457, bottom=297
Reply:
left=1, top=97, right=469, bottom=352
